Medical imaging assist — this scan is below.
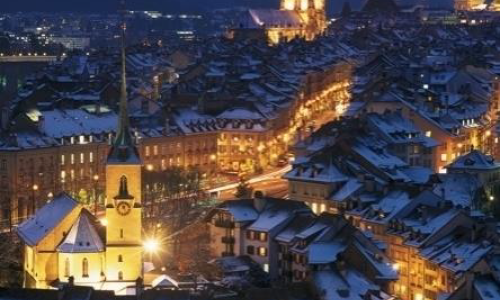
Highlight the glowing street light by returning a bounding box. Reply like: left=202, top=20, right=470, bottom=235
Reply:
left=144, top=239, right=160, bottom=252
left=100, top=218, right=108, bottom=226
left=144, top=239, right=160, bottom=263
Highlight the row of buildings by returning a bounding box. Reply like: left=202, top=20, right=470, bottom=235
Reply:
left=0, top=26, right=355, bottom=227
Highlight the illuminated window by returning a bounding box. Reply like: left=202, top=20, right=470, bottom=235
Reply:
left=61, top=171, right=66, bottom=182
left=82, top=258, right=88, bottom=277
left=80, top=153, right=84, bottom=164
left=71, top=154, right=75, bottom=164
left=70, top=170, right=75, bottom=180
left=311, top=203, right=318, bottom=214
left=258, top=247, right=267, bottom=257
left=89, top=152, right=94, bottom=163
left=61, top=155, right=65, bottom=166
left=320, top=204, right=326, bottom=213
left=64, top=258, right=70, bottom=277
left=425, top=131, right=432, bottom=137
left=263, top=263, right=269, bottom=273
left=118, top=255, right=123, bottom=262
left=118, top=271, right=123, bottom=280
left=440, top=153, right=447, bottom=162
left=145, top=146, right=150, bottom=157
left=153, top=145, right=158, bottom=156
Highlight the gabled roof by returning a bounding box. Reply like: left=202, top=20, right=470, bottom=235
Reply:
left=17, top=193, right=79, bottom=247
left=447, top=150, right=500, bottom=171
left=57, top=209, right=104, bottom=253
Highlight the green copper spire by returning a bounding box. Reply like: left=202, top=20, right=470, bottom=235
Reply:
left=107, top=1, right=140, bottom=164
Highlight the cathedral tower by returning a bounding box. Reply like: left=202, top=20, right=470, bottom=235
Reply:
left=105, top=11, right=143, bottom=283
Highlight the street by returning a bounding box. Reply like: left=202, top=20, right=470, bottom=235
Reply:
left=209, top=166, right=291, bottom=201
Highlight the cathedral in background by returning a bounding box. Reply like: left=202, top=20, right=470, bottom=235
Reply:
left=229, top=0, right=327, bottom=44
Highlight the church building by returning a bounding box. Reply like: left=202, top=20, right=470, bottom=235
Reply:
left=230, top=0, right=327, bottom=45
left=17, top=21, right=144, bottom=293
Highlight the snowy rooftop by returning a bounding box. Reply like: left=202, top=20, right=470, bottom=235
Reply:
left=447, top=150, right=500, bottom=171
left=57, top=209, right=104, bottom=253
left=30, top=108, right=118, bottom=138
left=18, top=193, right=79, bottom=246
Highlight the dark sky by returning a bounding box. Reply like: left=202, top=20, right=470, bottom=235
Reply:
left=0, top=0, right=381, bottom=15
left=0, top=0, right=279, bottom=13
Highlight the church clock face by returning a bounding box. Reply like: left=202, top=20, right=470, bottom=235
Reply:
left=116, top=201, right=131, bottom=216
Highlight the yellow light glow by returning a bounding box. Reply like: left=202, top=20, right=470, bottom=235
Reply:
left=392, top=263, right=400, bottom=271
left=146, top=164, right=154, bottom=171
left=414, top=293, right=423, bottom=300
left=100, top=218, right=108, bottom=226
left=144, top=239, right=160, bottom=252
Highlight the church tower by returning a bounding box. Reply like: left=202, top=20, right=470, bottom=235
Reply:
left=105, top=10, right=143, bottom=283
left=280, top=0, right=326, bottom=41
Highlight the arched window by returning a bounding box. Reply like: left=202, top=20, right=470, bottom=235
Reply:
left=118, top=255, right=123, bottom=262
left=82, top=258, right=89, bottom=278
left=118, top=175, right=130, bottom=198
left=118, top=271, right=123, bottom=280
left=64, top=258, right=70, bottom=277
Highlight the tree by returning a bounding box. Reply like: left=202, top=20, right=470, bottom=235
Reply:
left=341, top=2, right=352, bottom=17
left=235, top=177, right=253, bottom=199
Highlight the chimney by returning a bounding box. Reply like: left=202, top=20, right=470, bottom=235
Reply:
left=471, top=224, right=478, bottom=243
left=135, top=277, right=144, bottom=298
left=0, top=108, right=9, bottom=130
left=420, top=206, right=428, bottom=224
left=96, top=102, right=101, bottom=115
left=163, top=116, right=170, bottom=135
left=37, top=115, right=45, bottom=132
left=68, top=276, right=74, bottom=287
left=440, top=187, right=446, bottom=200
left=253, top=191, right=267, bottom=212
left=364, top=175, right=375, bottom=192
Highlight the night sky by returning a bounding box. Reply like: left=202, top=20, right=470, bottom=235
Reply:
left=0, top=0, right=367, bottom=14
left=0, top=0, right=276, bottom=13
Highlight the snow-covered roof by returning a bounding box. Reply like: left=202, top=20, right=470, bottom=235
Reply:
left=18, top=193, right=79, bottom=246
left=57, top=210, right=104, bottom=253
left=474, top=276, right=500, bottom=300
left=247, top=206, right=294, bottom=233
left=330, top=178, right=363, bottom=202
left=31, top=108, right=118, bottom=138
left=308, top=242, right=346, bottom=264
left=447, top=150, right=500, bottom=171
left=225, top=201, right=259, bottom=223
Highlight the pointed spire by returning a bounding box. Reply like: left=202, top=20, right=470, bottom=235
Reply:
left=118, top=0, right=129, bottom=134
left=107, top=0, right=141, bottom=164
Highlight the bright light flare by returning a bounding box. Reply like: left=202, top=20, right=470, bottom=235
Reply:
left=144, top=239, right=160, bottom=252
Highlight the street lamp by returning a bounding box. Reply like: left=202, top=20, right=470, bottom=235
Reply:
left=144, top=239, right=160, bottom=263
left=32, top=184, right=39, bottom=215
left=145, top=164, right=154, bottom=218
left=93, top=174, right=99, bottom=215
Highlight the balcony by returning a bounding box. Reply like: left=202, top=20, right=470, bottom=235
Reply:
left=221, top=236, right=235, bottom=244
left=214, top=219, right=234, bottom=228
